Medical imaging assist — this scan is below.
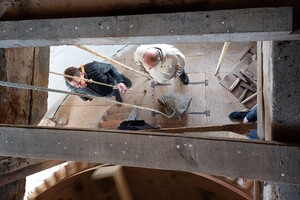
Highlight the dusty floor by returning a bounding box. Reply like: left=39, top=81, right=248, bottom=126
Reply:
left=53, top=42, right=255, bottom=135
left=118, top=42, right=252, bottom=125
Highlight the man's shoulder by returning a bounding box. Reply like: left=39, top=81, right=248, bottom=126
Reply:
left=85, top=61, right=111, bottom=69
left=137, top=44, right=173, bottom=50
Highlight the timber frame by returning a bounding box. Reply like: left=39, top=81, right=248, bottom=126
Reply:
left=0, top=6, right=299, bottom=190
left=0, top=125, right=299, bottom=184
left=0, top=7, right=298, bottom=48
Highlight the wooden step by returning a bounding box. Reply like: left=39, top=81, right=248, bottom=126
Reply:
left=102, top=113, right=130, bottom=121
left=98, top=119, right=124, bottom=129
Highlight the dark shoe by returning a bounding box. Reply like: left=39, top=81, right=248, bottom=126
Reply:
left=228, top=111, right=249, bottom=121
left=180, top=72, right=189, bottom=85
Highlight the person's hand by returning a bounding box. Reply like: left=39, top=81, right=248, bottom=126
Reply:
left=243, top=117, right=249, bottom=124
left=117, top=83, right=128, bottom=94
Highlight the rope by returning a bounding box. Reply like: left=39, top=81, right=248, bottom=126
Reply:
left=50, top=71, right=114, bottom=88
left=76, top=45, right=151, bottom=80
left=0, top=81, right=172, bottom=118
left=49, top=71, right=146, bottom=95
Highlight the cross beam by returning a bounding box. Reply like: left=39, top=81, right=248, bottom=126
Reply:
left=0, top=7, right=295, bottom=48
left=0, top=125, right=299, bottom=184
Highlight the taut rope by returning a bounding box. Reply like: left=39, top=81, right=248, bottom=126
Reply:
left=49, top=71, right=146, bottom=95
left=76, top=45, right=151, bottom=80
left=0, top=81, right=172, bottom=118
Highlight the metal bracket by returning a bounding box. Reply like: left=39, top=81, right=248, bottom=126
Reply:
left=189, top=80, right=208, bottom=86
left=151, top=81, right=171, bottom=88
left=188, top=110, right=210, bottom=117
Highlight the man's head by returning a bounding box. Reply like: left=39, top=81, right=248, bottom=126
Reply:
left=64, top=67, right=87, bottom=88
left=143, top=48, right=161, bottom=69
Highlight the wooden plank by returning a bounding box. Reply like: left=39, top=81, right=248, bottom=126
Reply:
left=98, top=120, right=124, bottom=129
left=219, top=45, right=257, bottom=109
left=154, top=78, right=182, bottom=127
left=214, top=42, right=230, bottom=76
left=0, top=160, right=64, bottom=187
left=54, top=105, right=110, bottom=128
left=91, top=166, right=133, bottom=200
left=0, top=125, right=299, bottom=184
left=262, top=42, right=273, bottom=141
left=0, top=158, right=44, bottom=175
left=0, top=7, right=294, bottom=48
left=181, top=73, right=207, bottom=126
left=157, top=123, right=257, bottom=134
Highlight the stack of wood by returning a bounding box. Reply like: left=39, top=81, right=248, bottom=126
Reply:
left=219, top=42, right=257, bottom=109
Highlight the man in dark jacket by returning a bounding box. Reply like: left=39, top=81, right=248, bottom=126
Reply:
left=64, top=61, right=132, bottom=103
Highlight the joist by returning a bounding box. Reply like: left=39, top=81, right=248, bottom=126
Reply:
left=0, top=125, right=299, bottom=184
left=156, top=123, right=257, bottom=133
left=0, top=7, right=295, bottom=48
left=0, top=160, right=64, bottom=187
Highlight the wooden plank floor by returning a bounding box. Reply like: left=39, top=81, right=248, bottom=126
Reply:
left=117, top=42, right=252, bottom=128
left=54, top=42, right=253, bottom=133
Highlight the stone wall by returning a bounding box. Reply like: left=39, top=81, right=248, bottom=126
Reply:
left=271, top=41, right=300, bottom=143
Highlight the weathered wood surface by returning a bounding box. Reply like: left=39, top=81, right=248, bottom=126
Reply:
left=0, top=157, right=44, bottom=175
left=0, top=47, right=49, bottom=125
left=157, top=123, right=257, bottom=134
left=219, top=43, right=257, bottom=109
left=0, top=125, right=299, bottom=184
left=0, top=160, right=64, bottom=187
left=0, top=7, right=295, bottom=48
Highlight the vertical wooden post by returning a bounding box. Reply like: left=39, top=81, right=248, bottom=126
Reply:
left=257, top=41, right=265, bottom=140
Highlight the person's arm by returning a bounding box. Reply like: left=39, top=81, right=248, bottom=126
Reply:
left=96, top=62, right=124, bottom=84
left=97, top=62, right=129, bottom=94
left=169, top=47, right=186, bottom=77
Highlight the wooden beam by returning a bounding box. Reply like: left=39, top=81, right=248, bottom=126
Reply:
left=0, top=125, right=299, bottom=184
left=0, top=7, right=296, bottom=48
left=156, top=123, right=257, bottom=134
left=0, top=160, right=64, bottom=187
left=257, top=41, right=265, bottom=140
left=214, top=42, right=230, bottom=76
left=0, top=157, right=45, bottom=175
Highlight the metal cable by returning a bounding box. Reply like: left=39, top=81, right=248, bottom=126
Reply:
left=76, top=45, right=151, bottom=80
left=49, top=71, right=146, bottom=95
left=0, top=81, right=172, bottom=118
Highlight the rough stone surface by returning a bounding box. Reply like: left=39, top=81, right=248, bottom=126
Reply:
left=271, top=41, right=300, bottom=143
left=277, top=183, right=300, bottom=200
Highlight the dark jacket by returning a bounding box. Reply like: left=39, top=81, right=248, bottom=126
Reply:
left=66, top=61, right=124, bottom=101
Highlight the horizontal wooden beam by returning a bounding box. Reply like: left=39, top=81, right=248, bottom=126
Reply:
left=0, top=125, right=299, bottom=184
left=0, top=160, right=64, bottom=187
left=0, top=157, right=45, bottom=175
left=157, top=123, right=257, bottom=133
left=0, top=7, right=296, bottom=48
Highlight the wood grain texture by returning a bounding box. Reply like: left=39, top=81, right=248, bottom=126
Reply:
left=0, top=125, right=299, bottom=184
left=0, top=7, right=294, bottom=48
